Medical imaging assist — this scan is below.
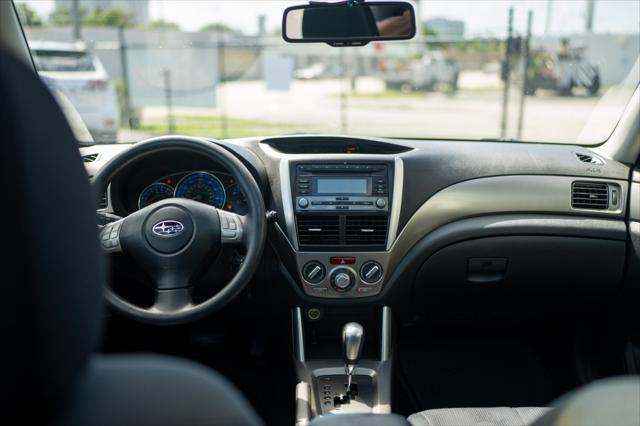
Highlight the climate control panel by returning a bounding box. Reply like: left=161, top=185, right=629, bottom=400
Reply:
left=298, top=253, right=387, bottom=298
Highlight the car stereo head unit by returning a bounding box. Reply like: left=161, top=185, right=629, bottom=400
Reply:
left=294, top=163, right=389, bottom=212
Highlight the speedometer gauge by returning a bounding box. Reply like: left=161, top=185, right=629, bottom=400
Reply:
left=138, top=182, right=174, bottom=209
left=174, top=171, right=226, bottom=208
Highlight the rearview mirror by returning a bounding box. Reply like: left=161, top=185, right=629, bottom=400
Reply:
left=282, top=1, right=416, bottom=47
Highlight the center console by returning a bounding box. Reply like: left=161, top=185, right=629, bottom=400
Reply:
left=281, top=157, right=403, bottom=299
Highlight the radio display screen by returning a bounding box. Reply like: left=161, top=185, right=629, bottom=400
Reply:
left=316, top=177, right=369, bottom=194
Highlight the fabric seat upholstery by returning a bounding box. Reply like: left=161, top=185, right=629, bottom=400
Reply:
left=408, top=407, right=550, bottom=426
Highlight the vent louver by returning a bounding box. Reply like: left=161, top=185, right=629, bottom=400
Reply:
left=82, top=153, right=100, bottom=163
left=345, top=215, right=388, bottom=245
left=575, top=153, right=604, bottom=165
left=572, top=182, right=609, bottom=210
left=297, top=216, right=340, bottom=245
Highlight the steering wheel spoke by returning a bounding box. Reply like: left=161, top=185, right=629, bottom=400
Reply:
left=218, top=210, right=245, bottom=245
left=99, top=218, right=124, bottom=253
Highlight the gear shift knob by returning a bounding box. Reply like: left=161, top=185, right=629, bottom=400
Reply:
left=343, top=322, right=364, bottom=366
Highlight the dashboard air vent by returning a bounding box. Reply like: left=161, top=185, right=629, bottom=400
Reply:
left=297, top=216, right=340, bottom=245
left=98, top=192, right=108, bottom=209
left=572, top=182, right=609, bottom=210
left=575, top=152, right=604, bottom=165
left=82, top=153, right=100, bottom=163
left=345, top=215, right=388, bottom=245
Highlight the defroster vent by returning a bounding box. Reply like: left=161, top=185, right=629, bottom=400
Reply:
left=572, top=181, right=609, bottom=210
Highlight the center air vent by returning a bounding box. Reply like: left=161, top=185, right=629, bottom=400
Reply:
left=82, top=153, right=100, bottom=163
left=297, top=216, right=340, bottom=245
left=345, top=215, right=388, bottom=245
left=571, top=181, right=609, bottom=210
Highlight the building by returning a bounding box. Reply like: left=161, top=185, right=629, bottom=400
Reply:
left=424, top=18, right=465, bottom=38
left=54, top=0, right=149, bottom=24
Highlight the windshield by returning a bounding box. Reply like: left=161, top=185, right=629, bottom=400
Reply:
left=15, top=0, right=640, bottom=145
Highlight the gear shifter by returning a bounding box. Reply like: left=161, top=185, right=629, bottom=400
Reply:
left=342, top=322, right=364, bottom=396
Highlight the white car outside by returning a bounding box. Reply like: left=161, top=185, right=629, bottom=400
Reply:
left=30, top=41, right=119, bottom=141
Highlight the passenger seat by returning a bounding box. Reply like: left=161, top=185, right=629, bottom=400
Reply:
left=407, top=376, right=639, bottom=426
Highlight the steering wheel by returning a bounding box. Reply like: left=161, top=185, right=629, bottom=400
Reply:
left=92, top=136, right=267, bottom=325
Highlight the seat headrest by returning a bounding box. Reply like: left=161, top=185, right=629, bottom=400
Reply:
left=0, top=50, right=105, bottom=417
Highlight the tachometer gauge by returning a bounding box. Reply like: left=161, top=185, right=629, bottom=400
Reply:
left=138, top=182, right=174, bottom=209
left=224, top=184, right=248, bottom=215
left=174, top=171, right=226, bottom=208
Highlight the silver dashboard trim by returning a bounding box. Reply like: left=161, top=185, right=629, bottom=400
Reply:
left=381, top=306, right=391, bottom=361
left=386, top=157, right=403, bottom=250
left=294, top=307, right=305, bottom=362
left=388, top=175, right=628, bottom=271
left=280, top=158, right=299, bottom=250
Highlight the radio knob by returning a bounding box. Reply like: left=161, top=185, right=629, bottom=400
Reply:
left=375, top=198, right=386, bottom=208
left=298, top=198, right=309, bottom=208
left=330, top=268, right=355, bottom=292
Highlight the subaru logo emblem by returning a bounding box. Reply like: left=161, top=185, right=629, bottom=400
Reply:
left=152, top=220, right=184, bottom=237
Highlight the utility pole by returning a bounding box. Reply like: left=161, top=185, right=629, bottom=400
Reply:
left=118, top=26, right=133, bottom=129
left=585, top=0, right=595, bottom=33
left=163, top=69, right=175, bottom=134
left=500, top=7, right=513, bottom=139
left=71, top=0, right=82, bottom=41
left=517, top=11, right=533, bottom=140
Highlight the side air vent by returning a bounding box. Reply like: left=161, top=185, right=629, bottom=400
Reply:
left=82, top=153, right=100, bottom=163
left=575, top=152, right=604, bottom=165
left=345, top=215, right=388, bottom=245
left=572, top=181, right=609, bottom=210
left=98, top=192, right=108, bottom=209
left=297, top=216, right=340, bottom=245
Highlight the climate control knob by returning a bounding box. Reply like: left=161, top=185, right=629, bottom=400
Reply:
left=302, top=261, right=325, bottom=284
left=330, top=268, right=355, bottom=292
left=360, top=261, right=383, bottom=284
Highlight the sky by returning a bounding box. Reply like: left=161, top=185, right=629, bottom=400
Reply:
left=20, top=0, right=640, bottom=37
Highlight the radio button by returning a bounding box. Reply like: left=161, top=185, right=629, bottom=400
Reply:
left=298, top=198, right=310, bottom=208
left=375, top=198, right=387, bottom=208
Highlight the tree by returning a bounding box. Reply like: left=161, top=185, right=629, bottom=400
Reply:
left=16, top=2, right=43, bottom=27
left=200, top=23, right=240, bottom=34
left=83, top=7, right=132, bottom=27
left=139, top=20, right=181, bottom=31
left=48, top=7, right=86, bottom=26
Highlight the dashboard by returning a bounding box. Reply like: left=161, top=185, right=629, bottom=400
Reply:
left=82, top=135, right=639, bottom=317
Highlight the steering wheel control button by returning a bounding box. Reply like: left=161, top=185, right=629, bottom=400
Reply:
left=360, top=261, right=383, bottom=284
left=298, top=198, right=310, bottom=208
left=100, top=220, right=123, bottom=253
left=330, top=268, right=355, bottom=292
left=144, top=206, right=194, bottom=254
left=303, top=261, right=325, bottom=284
left=219, top=210, right=243, bottom=244
left=375, top=198, right=387, bottom=208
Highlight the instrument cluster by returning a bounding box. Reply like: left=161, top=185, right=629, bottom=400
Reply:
left=138, top=170, right=247, bottom=215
